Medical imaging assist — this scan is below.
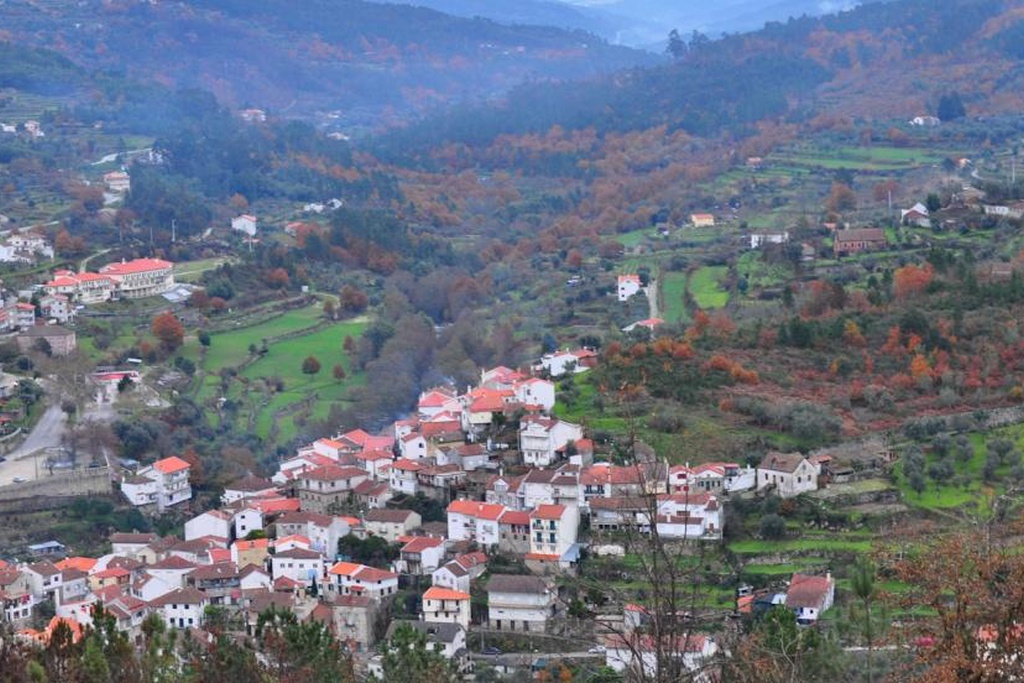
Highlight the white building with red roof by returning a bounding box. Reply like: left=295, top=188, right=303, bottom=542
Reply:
left=99, top=258, right=175, bottom=299
left=447, top=500, right=504, bottom=547
left=654, top=492, right=722, bottom=540
left=519, top=416, right=584, bottom=467
left=103, top=171, right=131, bottom=193
left=12, top=302, right=35, bottom=330
left=461, top=387, right=515, bottom=432
left=398, top=432, right=428, bottom=461
left=617, top=274, right=643, bottom=301
left=605, top=632, right=718, bottom=681
left=525, top=503, right=581, bottom=574
left=45, top=258, right=174, bottom=303
left=432, top=552, right=487, bottom=593
left=417, top=387, right=460, bottom=419
left=669, top=462, right=755, bottom=494
left=149, top=587, right=209, bottom=630
left=327, top=562, right=399, bottom=600
left=479, top=366, right=526, bottom=390
left=270, top=548, right=324, bottom=589
left=513, top=377, right=555, bottom=411
left=388, top=458, right=423, bottom=496
left=395, top=536, right=446, bottom=575
left=120, top=456, right=192, bottom=510
left=785, top=572, right=835, bottom=625
left=422, top=586, right=471, bottom=630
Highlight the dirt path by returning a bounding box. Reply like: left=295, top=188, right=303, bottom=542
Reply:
left=646, top=278, right=660, bottom=320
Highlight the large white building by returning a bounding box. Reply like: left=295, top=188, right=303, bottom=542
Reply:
left=519, top=416, right=584, bottom=467
left=447, top=500, right=504, bottom=548
left=120, top=456, right=192, bottom=510
left=45, top=258, right=175, bottom=302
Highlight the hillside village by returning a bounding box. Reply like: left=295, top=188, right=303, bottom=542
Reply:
left=10, top=0, right=1024, bottom=679
left=0, top=349, right=847, bottom=681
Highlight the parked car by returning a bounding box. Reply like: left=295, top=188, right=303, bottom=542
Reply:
left=482, top=646, right=502, bottom=655
left=588, top=645, right=606, bottom=654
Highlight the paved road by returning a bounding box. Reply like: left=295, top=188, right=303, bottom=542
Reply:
left=0, top=396, right=117, bottom=486
left=646, top=277, right=660, bottom=320
left=6, top=404, right=65, bottom=461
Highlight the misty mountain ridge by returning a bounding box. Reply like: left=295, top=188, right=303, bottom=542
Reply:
left=0, top=0, right=655, bottom=128
left=366, top=0, right=864, bottom=48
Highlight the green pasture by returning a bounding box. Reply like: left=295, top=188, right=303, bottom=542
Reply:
left=201, top=305, right=324, bottom=372
left=616, top=229, right=652, bottom=248
left=735, top=251, right=789, bottom=290
left=660, top=271, right=689, bottom=323
left=190, top=305, right=366, bottom=444
left=728, top=538, right=873, bottom=555
left=688, top=266, right=729, bottom=309
left=775, top=144, right=950, bottom=171
left=173, top=257, right=236, bottom=283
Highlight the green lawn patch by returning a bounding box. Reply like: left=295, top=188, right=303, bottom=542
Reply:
left=728, top=538, right=873, bottom=554
left=616, top=229, right=651, bottom=248
left=688, top=266, right=729, bottom=309
left=174, top=257, right=236, bottom=283
left=660, top=271, right=689, bottom=323
left=202, top=305, right=325, bottom=373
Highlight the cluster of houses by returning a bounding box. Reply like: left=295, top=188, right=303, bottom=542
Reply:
left=0, top=232, right=53, bottom=265
left=32, top=359, right=836, bottom=676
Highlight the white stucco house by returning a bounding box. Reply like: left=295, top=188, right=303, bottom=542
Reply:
left=519, top=416, right=584, bottom=468
left=486, top=574, right=555, bottom=633
left=757, top=452, right=820, bottom=498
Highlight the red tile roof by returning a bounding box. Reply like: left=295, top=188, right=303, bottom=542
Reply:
left=530, top=504, right=566, bottom=521
left=447, top=500, right=504, bottom=520
left=786, top=573, right=834, bottom=610
left=423, top=586, right=470, bottom=601
left=153, top=456, right=191, bottom=474
left=99, top=258, right=173, bottom=276
left=401, top=536, right=444, bottom=554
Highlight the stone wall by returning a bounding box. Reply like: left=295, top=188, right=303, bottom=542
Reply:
left=0, top=466, right=111, bottom=512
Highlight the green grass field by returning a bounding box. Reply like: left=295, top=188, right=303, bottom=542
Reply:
left=774, top=144, right=951, bottom=172
left=191, top=305, right=367, bottom=444
left=173, top=257, right=236, bottom=283
left=688, top=266, right=730, bottom=309
left=202, top=306, right=324, bottom=373
left=729, top=538, right=873, bottom=554
left=660, top=271, right=689, bottom=323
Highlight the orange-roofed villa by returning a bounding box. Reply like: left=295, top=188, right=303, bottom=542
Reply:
left=120, top=456, right=192, bottom=510
left=423, top=585, right=471, bottom=629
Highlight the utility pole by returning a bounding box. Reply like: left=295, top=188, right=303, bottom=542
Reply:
left=171, top=218, right=177, bottom=244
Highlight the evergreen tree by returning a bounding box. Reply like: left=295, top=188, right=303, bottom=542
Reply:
left=374, top=622, right=459, bottom=683
left=936, top=92, right=966, bottom=121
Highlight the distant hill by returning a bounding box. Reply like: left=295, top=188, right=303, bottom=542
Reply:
left=0, top=0, right=656, bottom=128
left=363, top=0, right=866, bottom=49
left=360, top=0, right=612, bottom=34
left=373, top=0, right=1024, bottom=159
left=560, top=0, right=866, bottom=47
